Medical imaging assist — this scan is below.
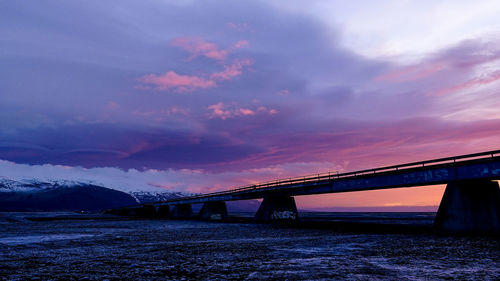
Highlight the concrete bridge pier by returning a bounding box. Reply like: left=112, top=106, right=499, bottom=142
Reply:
left=156, top=205, right=170, bottom=218
left=199, top=201, right=228, bottom=221
left=136, top=205, right=156, bottom=217
left=434, top=180, right=500, bottom=234
left=171, top=204, right=193, bottom=219
left=255, top=195, right=298, bottom=222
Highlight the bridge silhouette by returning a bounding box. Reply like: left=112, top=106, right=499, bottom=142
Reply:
left=109, top=150, right=500, bottom=233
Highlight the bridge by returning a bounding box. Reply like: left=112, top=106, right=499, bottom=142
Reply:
left=109, top=150, right=500, bottom=233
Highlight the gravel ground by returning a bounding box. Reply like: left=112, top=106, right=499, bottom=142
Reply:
left=0, top=215, right=499, bottom=280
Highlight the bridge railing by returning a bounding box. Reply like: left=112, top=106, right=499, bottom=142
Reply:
left=163, top=149, right=500, bottom=203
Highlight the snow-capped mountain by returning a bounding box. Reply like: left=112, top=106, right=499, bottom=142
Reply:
left=0, top=177, right=190, bottom=211
left=0, top=177, right=189, bottom=202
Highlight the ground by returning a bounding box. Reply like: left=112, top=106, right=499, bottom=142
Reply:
left=1, top=214, right=499, bottom=280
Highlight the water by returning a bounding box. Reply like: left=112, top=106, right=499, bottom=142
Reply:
left=0, top=212, right=499, bottom=280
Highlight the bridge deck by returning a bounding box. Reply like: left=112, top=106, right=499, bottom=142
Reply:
left=157, top=150, right=500, bottom=206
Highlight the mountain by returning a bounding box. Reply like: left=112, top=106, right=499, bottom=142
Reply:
left=0, top=178, right=185, bottom=212
left=0, top=184, right=136, bottom=212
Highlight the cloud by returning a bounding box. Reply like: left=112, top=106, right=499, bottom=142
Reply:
left=170, top=37, right=249, bottom=61
left=428, top=71, right=500, bottom=96
left=138, top=71, right=216, bottom=93
left=137, top=36, right=252, bottom=93
left=207, top=102, right=233, bottom=120
left=374, top=38, right=500, bottom=94
left=7, top=114, right=500, bottom=174
left=0, top=159, right=340, bottom=195
left=210, top=58, right=254, bottom=81
left=137, top=58, right=253, bottom=92
left=375, top=63, right=446, bottom=82
left=207, top=102, right=276, bottom=120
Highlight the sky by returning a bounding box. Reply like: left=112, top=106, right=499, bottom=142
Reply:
left=1, top=0, right=500, bottom=209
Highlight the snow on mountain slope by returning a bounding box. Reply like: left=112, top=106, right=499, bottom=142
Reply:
left=0, top=178, right=83, bottom=193
left=0, top=177, right=189, bottom=204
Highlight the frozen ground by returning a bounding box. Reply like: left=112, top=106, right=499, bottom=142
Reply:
left=0, top=213, right=499, bottom=280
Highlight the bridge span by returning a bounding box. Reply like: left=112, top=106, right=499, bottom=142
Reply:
left=109, top=150, right=500, bottom=233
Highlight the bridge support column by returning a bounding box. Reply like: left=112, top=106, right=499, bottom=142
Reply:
left=434, top=180, right=500, bottom=234
left=136, top=205, right=157, bottom=217
left=199, top=201, right=228, bottom=221
left=157, top=205, right=170, bottom=218
left=255, top=195, right=298, bottom=222
left=171, top=204, right=193, bottom=219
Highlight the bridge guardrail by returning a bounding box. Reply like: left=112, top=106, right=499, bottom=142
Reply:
left=162, top=149, right=500, bottom=203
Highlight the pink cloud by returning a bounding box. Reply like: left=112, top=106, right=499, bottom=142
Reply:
left=239, top=108, right=255, bottom=116
left=138, top=37, right=252, bottom=92
left=211, top=58, right=253, bottom=81
left=375, top=63, right=446, bottom=82
left=138, top=59, right=253, bottom=92
left=170, top=37, right=249, bottom=61
left=207, top=102, right=276, bottom=120
left=171, top=37, right=228, bottom=61
left=138, top=71, right=216, bottom=92
left=257, top=106, right=278, bottom=115
left=207, top=102, right=233, bottom=120
left=428, top=71, right=500, bottom=96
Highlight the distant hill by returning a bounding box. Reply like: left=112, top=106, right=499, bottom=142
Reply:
left=0, top=183, right=137, bottom=212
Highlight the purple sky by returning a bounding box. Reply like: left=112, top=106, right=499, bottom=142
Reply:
left=1, top=1, right=500, bottom=208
